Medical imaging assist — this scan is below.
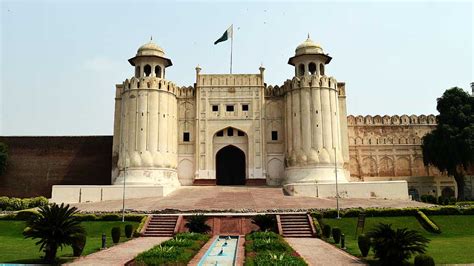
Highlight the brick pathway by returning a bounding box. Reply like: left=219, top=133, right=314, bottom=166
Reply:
left=66, top=237, right=169, bottom=266
left=285, top=237, right=366, bottom=266
left=73, top=186, right=430, bottom=213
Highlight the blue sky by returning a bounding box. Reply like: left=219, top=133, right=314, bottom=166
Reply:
left=1, top=1, right=472, bottom=136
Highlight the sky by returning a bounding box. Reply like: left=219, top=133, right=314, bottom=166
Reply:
left=0, top=0, right=472, bottom=136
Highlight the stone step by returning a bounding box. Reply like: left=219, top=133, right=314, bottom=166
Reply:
left=282, top=224, right=311, bottom=228
left=283, top=233, right=313, bottom=237
left=145, top=228, right=174, bottom=232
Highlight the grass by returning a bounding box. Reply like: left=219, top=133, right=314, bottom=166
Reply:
left=0, top=220, right=139, bottom=263
left=323, top=215, right=474, bottom=264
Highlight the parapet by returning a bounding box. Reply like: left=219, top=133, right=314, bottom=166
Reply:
left=121, top=76, right=178, bottom=95
left=347, top=114, right=437, bottom=126
left=265, top=75, right=339, bottom=97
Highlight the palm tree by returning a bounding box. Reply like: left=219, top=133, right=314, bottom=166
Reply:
left=367, top=223, right=429, bottom=266
left=23, top=203, right=85, bottom=263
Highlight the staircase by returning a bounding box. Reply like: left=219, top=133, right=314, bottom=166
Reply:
left=143, top=215, right=180, bottom=237
left=277, top=213, right=315, bottom=238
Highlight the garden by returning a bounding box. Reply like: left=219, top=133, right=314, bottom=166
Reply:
left=313, top=206, right=474, bottom=265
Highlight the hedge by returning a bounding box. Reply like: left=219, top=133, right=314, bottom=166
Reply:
left=0, top=196, right=48, bottom=211
left=416, top=211, right=441, bottom=233
left=0, top=211, right=146, bottom=222
left=310, top=206, right=474, bottom=219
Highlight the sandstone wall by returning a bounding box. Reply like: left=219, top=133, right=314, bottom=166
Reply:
left=0, top=136, right=112, bottom=198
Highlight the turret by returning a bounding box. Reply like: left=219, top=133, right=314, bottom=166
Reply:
left=112, top=39, right=180, bottom=194
left=283, top=36, right=347, bottom=184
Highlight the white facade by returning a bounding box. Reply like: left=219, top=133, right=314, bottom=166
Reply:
left=111, top=36, right=350, bottom=191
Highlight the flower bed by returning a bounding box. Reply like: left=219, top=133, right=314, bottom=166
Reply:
left=244, top=231, right=307, bottom=266
left=133, top=232, right=210, bottom=265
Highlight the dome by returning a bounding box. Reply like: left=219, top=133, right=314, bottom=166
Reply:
left=295, top=36, right=324, bottom=56
left=136, top=41, right=165, bottom=57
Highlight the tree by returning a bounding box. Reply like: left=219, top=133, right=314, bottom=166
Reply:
left=23, top=203, right=85, bottom=263
left=422, top=87, right=474, bottom=199
left=367, top=223, right=429, bottom=266
left=0, top=142, right=7, bottom=175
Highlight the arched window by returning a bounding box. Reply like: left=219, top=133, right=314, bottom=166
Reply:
left=155, top=65, right=162, bottom=78
left=144, top=64, right=152, bottom=77
left=308, top=62, right=316, bottom=75
left=135, top=66, right=140, bottom=78
left=319, top=64, right=325, bottom=75
left=298, top=64, right=305, bottom=76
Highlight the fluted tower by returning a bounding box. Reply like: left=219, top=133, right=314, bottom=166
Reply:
left=112, top=40, right=180, bottom=194
left=283, top=36, right=347, bottom=184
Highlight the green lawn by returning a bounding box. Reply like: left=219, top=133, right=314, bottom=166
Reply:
left=0, top=220, right=139, bottom=263
left=323, top=215, right=474, bottom=264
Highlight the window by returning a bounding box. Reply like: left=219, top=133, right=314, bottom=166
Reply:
left=319, top=64, right=325, bottom=75
left=226, top=105, right=234, bottom=112
left=212, top=105, right=219, bottom=112
left=227, top=128, right=234, bottom=136
left=155, top=65, right=162, bottom=78
left=144, top=64, right=152, bottom=77
left=308, top=62, right=316, bottom=75
left=183, top=132, right=190, bottom=142
left=216, top=130, right=224, bottom=137
left=271, top=131, right=278, bottom=141
left=238, top=130, right=245, bottom=136
left=242, top=104, right=249, bottom=111
left=298, top=64, right=305, bottom=76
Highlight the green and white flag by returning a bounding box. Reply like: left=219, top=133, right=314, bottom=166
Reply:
left=214, top=25, right=233, bottom=45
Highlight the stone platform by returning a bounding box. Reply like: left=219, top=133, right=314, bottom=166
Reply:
left=283, top=180, right=409, bottom=200
left=70, top=186, right=429, bottom=213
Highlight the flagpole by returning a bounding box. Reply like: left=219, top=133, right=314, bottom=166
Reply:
left=230, top=28, right=233, bottom=74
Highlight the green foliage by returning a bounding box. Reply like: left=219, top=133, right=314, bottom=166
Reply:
left=246, top=231, right=280, bottom=240
left=134, top=216, right=147, bottom=237
left=420, top=195, right=437, bottom=204
left=245, top=232, right=307, bottom=266
left=184, top=214, right=211, bottom=233
left=312, top=217, right=322, bottom=238
left=124, top=224, right=133, bottom=238
left=101, top=214, right=121, bottom=221
left=422, top=87, right=474, bottom=199
left=111, top=227, right=120, bottom=244
left=416, top=211, right=441, bottom=233
left=253, top=252, right=307, bottom=266
left=357, top=234, right=371, bottom=257
left=414, top=254, right=435, bottom=266
left=332, top=227, right=341, bottom=244
left=72, top=233, right=86, bottom=257
left=22, top=203, right=85, bottom=263
left=322, top=224, right=331, bottom=238
left=252, top=238, right=290, bottom=252
left=135, top=233, right=210, bottom=265
left=367, top=223, right=429, bottom=266
left=251, top=214, right=276, bottom=232
left=0, top=142, right=8, bottom=176
left=14, top=210, right=38, bottom=221
left=0, top=196, right=48, bottom=211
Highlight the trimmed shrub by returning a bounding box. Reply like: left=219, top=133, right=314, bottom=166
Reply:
left=416, top=211, right=441, bottom=233
left=253, top=251, right=307, bottom=266
left=322, top=224, right=331, bottom=239
left=252, top=238, right=290, bottom=252
left=311, top=210, right=323, bottom=220
left=332, top=227, right=341, bottom=244
left=185, top=214, right=211, bottom=233
left=72, top=234, right=87, bottom=257
left=251, top=214, right=276, bottom=232
left=15, top=210, right=38, bottom=221
left=102, top=214, right=121, bottom=221
left=125, top=224, right=134, bottom=238
left=357, top=234, right=371, bottom=257
left=246, top=231, right=280, bottom=240
left=111, top=227, right=121, bottom=244
left=312, top=218, right=322, bottom=238
left=414, top=254, right=435, bottom=266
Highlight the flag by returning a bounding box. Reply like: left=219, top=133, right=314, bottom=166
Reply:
left=214, top=25, right=233, bottom=45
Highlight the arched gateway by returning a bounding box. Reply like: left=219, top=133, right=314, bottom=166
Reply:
left=216, top=145, right=246, bottom=185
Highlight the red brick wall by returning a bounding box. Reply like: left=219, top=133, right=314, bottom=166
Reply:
left=0, top=136, right=112, bottom=198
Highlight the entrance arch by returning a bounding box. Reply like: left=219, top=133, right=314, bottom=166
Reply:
left=216, top=145, right=246, bottom=185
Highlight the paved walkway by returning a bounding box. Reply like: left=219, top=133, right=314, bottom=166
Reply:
left=73, top=186, right=429, bottom=213
left=285, top=237, right=366, bottom=266
left=66, top=237, right=169, bottom=266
